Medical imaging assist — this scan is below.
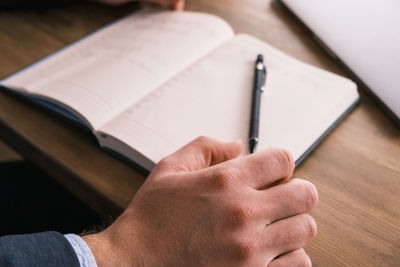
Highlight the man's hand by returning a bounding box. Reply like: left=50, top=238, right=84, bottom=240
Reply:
left=84, top=136, right=318, bottom=266
left=95, top=0, right=185, bottom=11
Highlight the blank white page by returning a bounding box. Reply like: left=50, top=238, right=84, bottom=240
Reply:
left=100, top=34, right=359, bottom=164
left=2, top=10, right=234, bottom=129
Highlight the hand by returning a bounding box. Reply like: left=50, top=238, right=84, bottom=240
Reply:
left=83, top=136, right=318, bottom=266
left=94, top=0, right=185, bottom=11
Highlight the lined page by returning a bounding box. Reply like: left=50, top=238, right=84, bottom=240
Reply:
left=2, top=10, right=234, bottom=129
left=100, top=34, right=359, bottom=164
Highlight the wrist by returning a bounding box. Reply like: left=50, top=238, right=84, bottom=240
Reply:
left=82, top=216, right=150, bottom=267
left=82, top=231, right=124, bottom=267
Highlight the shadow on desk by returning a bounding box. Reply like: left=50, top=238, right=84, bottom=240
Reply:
left=0, top=161, right=104, bottom=236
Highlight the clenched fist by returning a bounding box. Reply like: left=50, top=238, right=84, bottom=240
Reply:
left=84, top=136, right=318, bottom=266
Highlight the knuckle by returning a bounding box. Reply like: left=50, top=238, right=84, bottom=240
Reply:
left=301, top=252, right=312, bottom=267
left=213, top=166, right=242, bottom=189
left=298, top=180, right=319, bottom=210
left=228, top=204, right=256, bottom=226
left=272, top=148, right=295, bottom=177
left=283, top=215, right=317, bottom=244
left=157, top=156, right=174, bottom=170
left=232, top=239, right=258, bottom=262
left=295, top=249, right=312, bottom=267
left=301, top=214, right=318, bottom=239
left=195, top=135, right=211, bottom=145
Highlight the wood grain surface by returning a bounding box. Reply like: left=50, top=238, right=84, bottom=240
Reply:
left=0, top=0, right=399, bottom=266
left=0, top=140, right=20, bottom=162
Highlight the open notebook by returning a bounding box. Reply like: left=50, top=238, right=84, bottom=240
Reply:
left=0, top=10, right=359, bottom=173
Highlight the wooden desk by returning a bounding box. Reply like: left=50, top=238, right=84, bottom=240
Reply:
left=0, top=0, right=399, bottom=265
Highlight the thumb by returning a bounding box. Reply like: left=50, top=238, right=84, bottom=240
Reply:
left=155, top=136, right=242, bottom=174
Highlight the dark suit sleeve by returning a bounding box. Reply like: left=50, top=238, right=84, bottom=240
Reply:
left=0, top=231, right=80, bottom=267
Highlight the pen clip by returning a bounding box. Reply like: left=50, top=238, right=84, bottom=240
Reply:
left=261, top=66, right=267, bottom=91
left=262, top=67, right=267, bottom=86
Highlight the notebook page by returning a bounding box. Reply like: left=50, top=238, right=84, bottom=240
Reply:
left=100, top=34, right=358, bottom=164
left=1, top=10, right=234, bottom=130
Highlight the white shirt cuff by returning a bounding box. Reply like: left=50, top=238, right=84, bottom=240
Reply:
left=65, top=234, right=97, bottom=267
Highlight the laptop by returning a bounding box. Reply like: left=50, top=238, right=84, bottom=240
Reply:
left=278, top=0, right=400, bottom=126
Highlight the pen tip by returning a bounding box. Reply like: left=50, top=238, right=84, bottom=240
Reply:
left=257, top=54, right=263, bottom=62
left=249, top=139, right=257, bottom=154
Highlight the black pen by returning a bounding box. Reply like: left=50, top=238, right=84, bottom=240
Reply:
left=248, top=54, right=266, bottom=154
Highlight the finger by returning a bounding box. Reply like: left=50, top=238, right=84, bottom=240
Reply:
left=263, top=214, right=317, bottom=260
left=173, top=0, right=184, bottom=10
left=260, top=179, right=318, bottom=224
left=215, top=147, right=294, bottom=190
left=269, top=249, right=312, bottom=267
left=155, top=136, right=242, bottom=173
